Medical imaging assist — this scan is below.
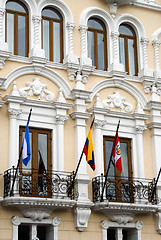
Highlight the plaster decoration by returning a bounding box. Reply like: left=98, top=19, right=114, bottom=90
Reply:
left=101, top=220, right=109, bottom=229
left=19, top=78, right=54, bottom=101
left=22, top=208, right=52, bottom=221
left=109, top=3, right=117, bottom=18
left=57, top=88, right=66, bottom=103
left=94, top=120, right=106, bottom=129
left=0, top=50, right=11, bottom=69
left=11, top=82, right=20, bottom=97
left=0, top=77, right=6, bottom=88
left=52, top=217, right=61, bottom=227
left=136, top=125, right=147, bottom=134
left=8, top=108, right=22, bottom=119
left=135, top=221, right=143, bottom=230
left=56, top=115, right=68, bottom=125
left=11, top=216, right=21, bottom=226
left=107, top=213, right=134, bottom=224
left=103, top=91, right=133, bottom=113
left=74, top=206, right=91, bottom=232
left=135, top=101, right=144, bottom=114
left=94, top=93, right=103, bottom=108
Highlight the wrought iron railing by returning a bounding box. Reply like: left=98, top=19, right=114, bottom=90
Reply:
left=92, top=174, right=159, bottom=204
left=4, top=167, right=76, bottom=200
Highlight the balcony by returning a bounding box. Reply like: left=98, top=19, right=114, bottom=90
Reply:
left=92, top=174, right=159, bottom=219
left=2, top=167, right=76, bottom=216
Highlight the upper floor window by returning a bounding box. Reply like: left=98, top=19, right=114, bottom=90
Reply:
left=5, top=0, right=29, bottom=57
left=88, top=18, right=107, bottom=71
left=119, top=24, right=138, bottom=76
left=42, top=7, right=63, bottom=63
left=103, top=136, right=133, bottom=202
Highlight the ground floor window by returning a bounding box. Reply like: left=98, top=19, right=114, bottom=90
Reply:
left=101, top=220, right=143, bottom=240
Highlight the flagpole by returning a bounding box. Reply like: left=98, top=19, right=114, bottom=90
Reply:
left=100, top=120, right=120, bottom=202
left=10, top=108, right=32, bottom=197
left=67, top=117, right=95, bottom=197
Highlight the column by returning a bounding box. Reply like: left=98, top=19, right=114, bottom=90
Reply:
left=11, top=216, right=21, bottom=240
left=52, top=217, right=61, bottom=240
left=30, top=224, right=37, bottom=239
left=67, top=22, right=75, bottom=55
left=30, top=15, right=45, bottom=58
left=101, top=220, right=109, bottom=240
left=8, top=108, right=22, bottom=168
left=56, top=115, right=68, bottom=171
left=79, top=25, right=92, bottom=66
left=110, top=32, right=124, bottom=72
left=135, top=125, right=146, bottom=178
left=0, top=8, right=8, bottom=51
left=140, top=37, right=149, bottom=69
left=116, top=228, right=123, bottom=240
left=152, top=39, right=161, bottom=71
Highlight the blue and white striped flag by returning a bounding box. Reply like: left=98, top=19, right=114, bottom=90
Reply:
left=22, top=119, right=31, bottom=166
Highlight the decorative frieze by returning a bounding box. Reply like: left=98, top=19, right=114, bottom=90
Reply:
left=103, top=91, right=133, bottom=113
left=19, top=77, right=54, bottom=101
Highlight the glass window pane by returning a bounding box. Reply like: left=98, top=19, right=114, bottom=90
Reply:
left=7, top=13, right=14, bottom=54
left=88, top=31, right=95, bottom=66
left=53, top=22, right=60, bottom=63
left=128, top=39, right=136, bottom=76
left=88, top=18, right=105, bottom=30
left=38, top=133, right=48, bottom=171
left=119, top=37, right=126, bottom=71
left=120, top=142, right=129, bottom=178
left=105, top=141, right=115, bottom=179
left=42, top=8, right=61, bottom=19
left=98, top=33, right=105, bottom=70
left=6, top=1, right=26, bottom=13
left=22, top=132, right=32, bottom=171
left=107, top=229, right=116, bottom=240
left=18, top=15, right=26, bottom=57
left=43, top=20, right=50, bottom=60
left=119, top=25, right=134, bottom=36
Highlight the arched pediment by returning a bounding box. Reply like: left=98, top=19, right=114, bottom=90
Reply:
left=1, top=65, right=72, bottom=98
left=80, top=7, right=114, bottom=32
left=89, top=79, right=147, bottom=109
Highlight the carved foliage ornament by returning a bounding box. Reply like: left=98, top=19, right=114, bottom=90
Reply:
left=19, top=78, right=54, bottom=101
left=103, top=91, right=133, bottom=113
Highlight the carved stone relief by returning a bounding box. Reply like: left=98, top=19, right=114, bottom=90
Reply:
left=19, top=77, right=54, bottom=101
left=103, top=91, right=133, bottom=113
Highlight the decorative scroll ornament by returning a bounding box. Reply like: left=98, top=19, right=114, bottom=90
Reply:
left=103, top=91, right=133, bottom=113
left=19, top=77, right=54, bottom=101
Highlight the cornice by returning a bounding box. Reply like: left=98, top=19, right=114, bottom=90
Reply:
left=2, top=196, right=76, bottom=210
left=146, top=100, right=161, bottom=111
left=93, top=201, right=158, bottom=216
left=71, top=89, right=92, bottom=100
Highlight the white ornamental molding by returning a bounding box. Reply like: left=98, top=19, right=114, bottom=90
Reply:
left=107, top=213, right=134, bottom=224
left=74, top=206, right=92, bottom=232
left=103, top=91, right=133, bottom=113
left=19, top=77, right=54, bottom=101
left=22, top=208, right=52, bottom=221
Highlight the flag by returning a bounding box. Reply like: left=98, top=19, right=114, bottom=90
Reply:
left=83, top=128, right=95, bottom=171
left=38, top=150, right=46, bottom=174
left=22, top=119, right=31, bottom=166
left=111, top=126, right=122, bottom=173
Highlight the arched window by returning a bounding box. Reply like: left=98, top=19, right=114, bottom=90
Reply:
left=119, top=24, right=138, bottom=76
left=88, top=18, right=107, bottom=71
left=42, top=7, right=63, bottom=63
left=5, top=0, right=29, bottom=57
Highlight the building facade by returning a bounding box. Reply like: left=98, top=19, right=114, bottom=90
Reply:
left=0, top=0, right=161, bottom=239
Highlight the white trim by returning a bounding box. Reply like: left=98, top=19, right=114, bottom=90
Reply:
left=1, top=65, right=71, bottom=98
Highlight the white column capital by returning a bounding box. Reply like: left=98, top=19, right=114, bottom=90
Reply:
left=8, top=108, right=22, bottom=119
left=140, top=37, right=149, bottom=45
left=52, top=217, right=61, bottom=227
left=136, top=125, right=147, bottom=134
left=32, top=15, right=41, bottom=23
left=56, top=115, right=68, bottom=125
left=66, top=22, right=75, bottom=30
left=11, top=216, right=21, bottom=226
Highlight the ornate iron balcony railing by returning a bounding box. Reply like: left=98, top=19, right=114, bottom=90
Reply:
left=92, top=174, right=159, bottom=204
left=4, top=167, right=76, bottom=200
